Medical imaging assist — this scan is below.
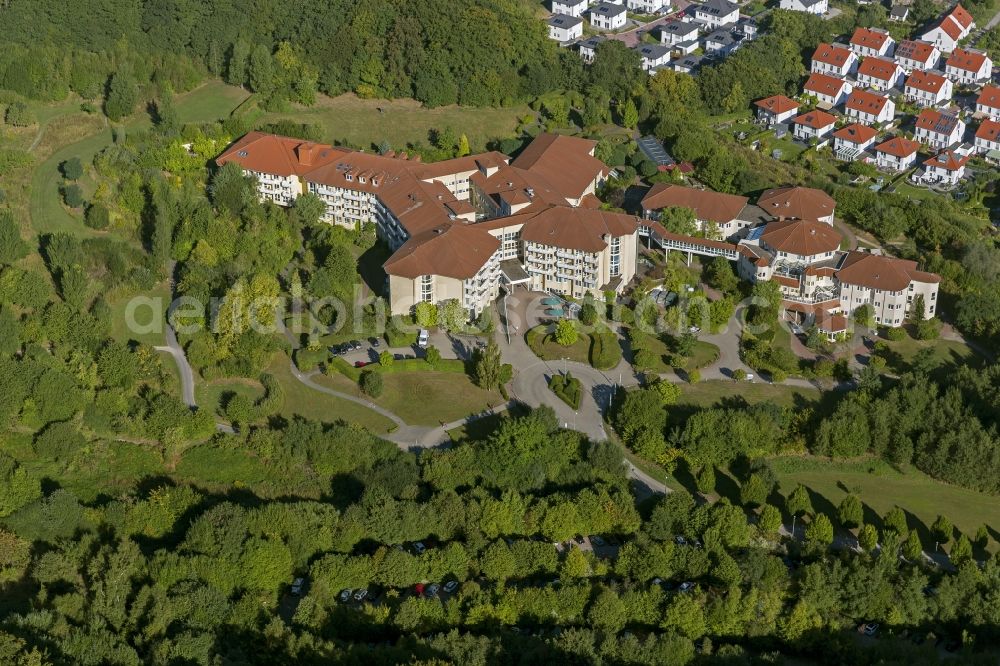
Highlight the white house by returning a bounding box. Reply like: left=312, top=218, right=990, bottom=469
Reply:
left=811, top=43, right=859, bottom=77
left=856, top=57, right=905, bottom=92
left=945, top=49, right=993, bottom=85
left=914, top=109, right=965, bottom=149
left=889, top=4, right=910, bottom=22
left=659, top=19, right=700, bottom=46
left=974, top=119, right=1000, bottom=155
left=578, top=36, right=606, bottom=63
left=590, top=2, right=627, bottom=29
left=921, top=4, right=975, bottom=53
left=548, top=14, right=584, bottom=41
left=803, top=72, right=853, bottom=107
left=635, top=43, right=672, bottom=71
left=874, top=136, right=921, bottom=170
left=792, top=110, right=837, bottom=142
left=754, top=95, right=800, bottom=125
left=694, top=0, right=740, bottom=28
left=704, top=28, right=743, bottom=55
left=894, top=40, right=941, bottom=72
left=845, top=90, right=895, bottom=125
left=552, top=0, right=590, bottom=17
left=779, top=0, right=828, bottom=14
left=671, top=54, right=705, bottom=73
left=850, top=27, right=895, bottom=58
left=836, top=251, right=940, bottom=326
left=904, top=70, right=953, bottom=107
left=977, top=85, right=1000, bottom=120
left=628, top=0, right=669, bottom=12
left=833, top=123, right=879, bottom=160
left=921, top=150, right=969, bottom=185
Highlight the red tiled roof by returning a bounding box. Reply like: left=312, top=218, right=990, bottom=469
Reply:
left=946, top=48, right=990, bottom=72
left=895, top=39, right=937, bottom=63
left=804, top=72, right=849, bottom=96
left=758, top=186, right=836, bottom=221
left=520, top=207, right=639, bottom=252
left=978, top=85, right=1000, bottom=109
left=216, top=132, right=349, bottom=176
left=510, top=133, right=608, bottom=202
left=837, top=251, right=940, bottom=291
left=949, top=4, right=974, bottom=29
left=976, top=119, right=1000, bottom=142
left=792, top=110, right=837, bottom=129
left=755, top=95, right=800, bottom=114
left=640, top=184, right=748, bottom=223
left=857, top=57, right=901, bottom=82
left=905, top=70, right=948, bottom=94
left=875, top=136, right=921, bottom=157
left=851, top=27, right=892, bottom=50
left=915, top=108, right=961, bottom=135
left=383, top=223, right=500, bottom=280
left=833, top=123, right=878, bottom=144
left=760, top=219, right=842, bottom=256
left=846, top=89, right=891, bottom=114
left=924, top=150, right=969, bottom=170
left=812, top=43, right=855, bottom=67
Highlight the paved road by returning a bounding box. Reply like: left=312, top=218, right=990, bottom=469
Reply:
left=155, top=323, right=196, bottom=408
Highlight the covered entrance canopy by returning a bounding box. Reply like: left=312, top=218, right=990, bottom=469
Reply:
left=500, top=259, right=531, bottom=285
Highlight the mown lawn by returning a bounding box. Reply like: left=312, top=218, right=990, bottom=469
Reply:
left=769, top=456, right=1000, bottom=545
left=636, top=333, right=720, bottom=373
left=526, top=325, right=591, bottom=365
left=879, top=334, right=980, bottom=375
left=196, top=379, right=265, bottom=419
left=266, top=354, right=396, bottom=433
left=108, top=280, right=172, bottom=346
left=675, top=380, right=821, bottom=410
left=262, top=93, right=529, bottom=152
left=377, top=371, right=503, bottom=426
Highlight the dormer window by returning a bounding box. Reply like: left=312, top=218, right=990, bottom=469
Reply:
left=346, top=174, right=353, bottom=181
left=359, top=176, right=366, bottom=184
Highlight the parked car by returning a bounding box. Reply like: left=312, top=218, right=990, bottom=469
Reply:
left=674, top=536, right=687, bottom=545
left=354, top=360, right=370, bottom=368
left=425, top=583, right=440, bottom=598
left=590, top=536, right=605, bottom=546
left=291, top=577, right=305, bottom=596
left=353, top=589, right=368, bottom=602
left=413, top=542, right=426, bottom=555
left=339, top=589, right=352, bottom=602
left=350, top=339, right=362, bottom=351
left=679, top=582, right=695, bottom=593
left=573, top=535, right=585, bottom=545
left=418, top=329, right=429, bottom=348
left=443, top=581, right=459, bottom=594
left=369, top=337, right=381, bottom=348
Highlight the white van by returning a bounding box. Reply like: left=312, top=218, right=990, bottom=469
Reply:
left=417, top=329, right=429, bottom=348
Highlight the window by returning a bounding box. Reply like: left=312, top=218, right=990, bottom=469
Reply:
left=420, top=275, right=433, bottom=302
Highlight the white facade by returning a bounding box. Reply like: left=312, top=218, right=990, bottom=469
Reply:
left=636, top=44, right=672, bottom=71
left=552, top=0, right=590, bottom=17
left=660, top=20, right=700, bottom=45
left=904, top=75, right=953, bottom=107
left=779, top=0, right=828, bottom=14
left=895, top=41, right=941, bottom=72
left=628, top=0, right=668, bottom=12
left=811, top=44, right=858, bottom=77
left=548, top=14, right=584, bottom=41
left=945, top=53, right=993, bottom=84
left=975, top=120, right=1000, bottom=154
left=850, top=28, right=895, bottom=58
left=875, top=145, right=918, bottom=171
left=247, top=170, right=302, bottom=206
left=914, top=114, right=965, bottom=150
left=922, top=161, right=965, bottom=185
left=694, top=0, right=740, bottom=28
left=839, top=281, right=937, bottom=326
left=590, top=2, right=627, bottom=29
left=856, top=59, right=905, bottom=92
left=804, top=74, right=853, bottom=107
left=792, top=115, right=836, bottom=142
left=846, top=94, right=895, bottom=125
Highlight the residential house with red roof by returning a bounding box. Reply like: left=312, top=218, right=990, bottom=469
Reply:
left=803, top=73, right=853, bottom=107
left=904, top=70, right=953, bottom=107
left=894, top=40, right=941, bottom=72
left=920, top=150, right=969, bottom=186
left=875, top=136, right=922, bottom=170
left=921, top=4, right=975, bottom=52
left=974, top=119, right=1000, bottom=158
left=754, top=95, right=800, bottom=125
left=945, top=48, right=993, bottom=84
left=845, top=89, right=895, bottom=125
left=811, top=43, right=858, bottom=76
left=640, top=184, right=758, bottom=239
left=791, top=110, right=837, bottom=142
left=976, top=85, right=1000, bottom=120
left=850, top=27, right=895, bottom=58
left=833, top=124, right=879, bottom=160
left=856, top=57, right=905, bottom=92
left=914, top=109, right=965, bottom=149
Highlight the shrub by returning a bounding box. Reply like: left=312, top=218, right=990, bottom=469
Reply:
left=4, top=101, right=35, bottom=127
left=378, top=350, right=394, bottom=367
left=359, top=369, right=383, bottom=397
left=554, top=319, right=578, bottom=347
left=885, top=326, right=907, bottom=341
left=687, top=369, right=701, bottom=383
left=915, top=317, right=941, bottom=340
left=84, top=203, right=110, bottom=230
left=61, top=157, right=84, bottom=181
left=589, top=326, right=622, bottom=370
left=549, top=372, right=582, bottom=409
left=61, top=184, right=84, bottom=208
left=732, top=369, right=747, bottom=381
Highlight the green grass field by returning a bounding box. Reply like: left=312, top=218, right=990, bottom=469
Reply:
left=108, top=280, right=173, bottom=346
left=261, top=92, right=529, bottom=152
left=266, top=355, right=395, bottom=433
left=768, top=456, right=1000, bottom=543
left=196, top=379, right=265, bottom=418
left=377, top=371, right=503, bottom=426
left=880, top=335, right=979, bottom=375
left=675, top=380, right=821, bottom=409
left=637, top=333, right=720, bottom=374
left=526, top=325, right=592, bottom=366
